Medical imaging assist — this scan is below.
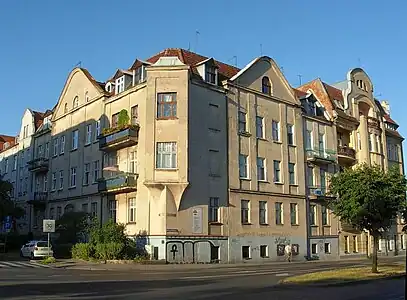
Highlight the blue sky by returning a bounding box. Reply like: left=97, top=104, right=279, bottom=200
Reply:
left=1, top=1, right=406, bottom=148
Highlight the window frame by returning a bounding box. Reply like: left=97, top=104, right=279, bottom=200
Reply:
left=238, top=111, right=247, bottom=133
left=239, top=154, right=248, bottom=179
left=287, top=124, right=294, bottom=145
left=71, top=130, right=79, bottom=150
left=257, top=157, right=266, bottom=181
left=209, top=197, right=220, bottom=223
left=259, top=201, right=267, bottom=225
left=128, top=197, right=136, bottom=223
left=156, top=142, right=177, bottom=169
left=272, top=120, right=280, bottom=141
left=241, top=199, right=250, bottom=224
left=157, top=93, right=177, bottom=119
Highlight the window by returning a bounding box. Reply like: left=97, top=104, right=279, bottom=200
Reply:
left=238, top=111, right=247, bottom=133
left=64, top=103, right=68, bottom=113
left=209, top=197, right=220, bottom=222
left=260, top=245, right=268, bottom=258
left=375, top=135, right=379, bottom=152
left=290, top=203, right=298, bottom=225
left=115, top=76, right=125, bottom=94
left=45, top=142, right=49, bottom=158
left=83, top=163, right=90, bottom=185
left=242, top=246, right=250, bottom=259
left=128, top=197, right=136, bottom=223
left=262, top=76, right=271, bottom=95
left=353, top=235, right=358, bottom=253
left=307, top=166, right=314, bottom=186
left=156, top=142, right=177, bottom=169
left=109, top=200, right=117, bottom=222
left=157, top=93, right=177, bottom=119
left=275, top=202, right=283, bottom=225
left=70, top=167, right=77, bottom=187
left=37, top=145, right=43, bottom=158
left=131, top=105, right=139, bottom=125
left=112, top=113, right=119, bottom=128
left=241, top=200, right=250, bottom=224
left=287, top=124, right=294, bottom=145
left=53, top=138, right=58, bottom=156
left=272, top=120, right=280, bottom=141
left=311, top=244, right=317, bottom=255
left=129, top=151, right=137, bottom=174
left=320, top=168, right=326, bottom=193
left=4, top=159, right=8, bottom=173
left=368, top=134, right=373, bottom=152
left=72, top=130, right=79, bottom=150
left=43, top=176, right=48, bottom=192
left=257, top=157, right=265, bottom=181
left=59, top=170, right=63, bottom=190
left=273, top=160, right=281, bottom=183
left=259, top=201, right=267, bottom=224
left=256, top=116, right=264, bottom=138
left=95, top=120, right=100, bottom=140
left=85, top=91, right=90, bottom=102
left=51, top=173, right=56, bottom=191
left=13, top=155, right=17, bottom=170
left=310, top=205, right=316, bottom=226
left=60, top=136, right=65, bottom=154
left=321, top=206, right=328, bottom=226
left=318, top=133, right=325, bottom=153
left=306, top=130, right=313, bottom=150
left=73, top=96, right=79, bottom=108
left=85, top=124, right=92, bottom=145
left=324, top=243, right=331, bottom=254
left=57, top=207, right=62, bottom=220
left=91, top=202, right=97, bottom=217
left=344, top=236, right=349, bottom=253
left=205, top=65, right=217, bottom=84
left=288, top=163, right=295, bottom=185
left=93, top=160, right=100, bottom=183
left=239, top=154, right=248, bottom=178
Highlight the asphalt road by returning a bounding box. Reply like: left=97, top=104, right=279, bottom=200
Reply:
left=0, top=258, right=405, bottom=299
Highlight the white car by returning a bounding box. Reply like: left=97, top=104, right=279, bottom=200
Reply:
left=20, top=240, right=53, bottom=260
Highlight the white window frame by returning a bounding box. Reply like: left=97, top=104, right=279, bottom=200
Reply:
left=273, top=160, right=281, bottom=183
left=238, top=111, right=247, bottom=133
left=256, top=116, right=264, bottom=139
left=288, top=162, right=295, bottom=185
left=72, top=130, right=79, bottom=150
left=60, top=136, right=65, bottom=154
left=53, top=138, right=58, bottom=156
left=51, top=172, right=56, bottom=191
left=272, top=120, right=280, bottom=141
left=115, top=76, right=125, bottom=94
left=241, top=199, right=250, bottom=224
left=257, top=157, right=266, bottom=181
left=95, top=120, right=101, bottom=140
left=259, top=201, right=267, bottom=224
left=43, top=175, right=48, bottom=192
left=93, top=160, right=100, bottom=183
left=83, top=163, right=90, bottom=185
left=239, top=154, right=248, bottom=179
left=290, top=203, right=298, bottom=225
left=275, top=202, right=283, bottom=225
left=209, top=197, right=220, bottom=223
left=287, top=124, right=294, bottom=145
left=310, top=204, right=317, bottom=225
left=85, top=124, right=92, bottom=145
left=129, top=151, right=137, bottom=174
left=128, top=197, right=136, bottom=223
left=156, top=142, right=177, bottom=169
left=59, top=170, right=63, bottom=190
left=70, top=167, right=77, bottom=187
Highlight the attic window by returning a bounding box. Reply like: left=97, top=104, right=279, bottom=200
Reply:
left=262, top=77, right=272, bottom=95
left=115, top=76, right=125, bottom=94
left=205, top=65, right=217, bottom=84
left=64, top=103, right=68, bottom=113
left=73, top=96, right=79, bottom=108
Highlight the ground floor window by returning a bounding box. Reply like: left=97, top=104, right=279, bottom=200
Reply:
left=260, top=245, right=268, bottom=258
left=210, top=245, right=219, bottom=262
left=242, top=246, right=250, bottom=259
left=324, top=242, right=331, bottom=254
left=109, top=200, right=117, bottom=222
left=311, top=243, right=318, bottom=255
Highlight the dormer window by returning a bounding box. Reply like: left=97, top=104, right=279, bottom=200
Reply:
left=105, top=82, right=113, bottom=93
left=205, top=65, right=217, bottom=84
left=115, top=76, right=125, bottom=94
left=262, top=76, right=272, bottom=95
left=73, top=96, right=79, bottom=108
left=3, top=142, right=9, bottom=150
left=134, top=66, right=146, bottom=85
left=64, top=103, right=68, bottom=113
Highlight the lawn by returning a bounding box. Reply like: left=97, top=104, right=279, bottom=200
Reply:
left=280, top=265, right=405, bottom=285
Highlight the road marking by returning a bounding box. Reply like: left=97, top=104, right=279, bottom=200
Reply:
left=0, top=261, right=52, bottom=269
left=275, top=272, right=289, bottom=277
left=180, top=270, right=283, bottom=280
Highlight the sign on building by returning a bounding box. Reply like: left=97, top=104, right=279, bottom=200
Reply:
left=43, top=219, right=56, bottom=233
left=192, top=208, right=203, bottom=234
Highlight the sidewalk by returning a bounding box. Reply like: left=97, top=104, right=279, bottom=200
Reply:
left=53, top=255, right=405, bottom=271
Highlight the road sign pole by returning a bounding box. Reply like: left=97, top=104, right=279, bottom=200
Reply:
left=47, top=232, right=50, bottom=257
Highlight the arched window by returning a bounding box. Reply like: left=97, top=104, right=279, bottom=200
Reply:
left=85, top=91, right=90, bottom=102
left=64, top=103, right=68, bottom=113
left=64, top=204, right=74, bottom=214
left=262, top=76, right=272, bottom=95
left=73, top=96, right=79, bottom=108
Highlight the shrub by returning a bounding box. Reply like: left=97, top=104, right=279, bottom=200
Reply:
left=117, top=109, right=130, bottom=128
left=53, top=243, right=73, bottom=259
left=95, top=242, right=124, bottom=260
left=40, top=256, right=56, bottom=265
left=71, top=243, right=94, bottom=260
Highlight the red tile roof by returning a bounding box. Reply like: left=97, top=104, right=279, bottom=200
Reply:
left=32, top=111, right=45, bottom=130
left=384, top=114, right=398, bottom=125
left=297, top=79, right=335, bottom=117
left=146, top=48, right=240, bottom=80
left=0, top=134, right=16, bottom=153
left=293, top=88, right=308, bottom=98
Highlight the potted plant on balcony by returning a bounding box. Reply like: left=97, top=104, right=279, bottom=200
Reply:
left=103, top=109, right=131, bottom=136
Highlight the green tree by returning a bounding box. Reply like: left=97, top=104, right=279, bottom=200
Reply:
left=0, top=178, right=24, bottom=225
left=117, top=109, right=129, bottom=128
left=328, top=164, right=406, bottom=273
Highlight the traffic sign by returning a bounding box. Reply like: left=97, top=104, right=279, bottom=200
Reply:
left=43, top=219, right=55, bottom=233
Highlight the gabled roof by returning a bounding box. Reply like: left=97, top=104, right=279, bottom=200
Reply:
left=129, top=59, right=152, bottom=71
left=293, top=88, right=308, bottom=99
left=32, top=110, right=45, bottom=130
left=297, top=78, right=336, bottom=117
left=0, top=134, right=17, bottom=153
left=146, top=48, right=240, bottom=80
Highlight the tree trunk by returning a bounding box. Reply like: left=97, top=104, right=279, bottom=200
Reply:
left=372, top=233, right=379, bottom=273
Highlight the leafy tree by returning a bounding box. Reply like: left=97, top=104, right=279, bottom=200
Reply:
left=56, top=211, right=89, bottom=244
left=0, top=178, right=24, bottom=225
left=328, top=164, right=406, bottom=273
left=117, top=109, right=129, bottom=128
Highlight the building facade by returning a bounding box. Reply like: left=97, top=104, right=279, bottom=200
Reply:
left=0, top=49, right=404, bottom=263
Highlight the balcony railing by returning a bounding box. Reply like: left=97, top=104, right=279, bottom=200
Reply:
left=308, top=186, right=334, bottom=199
left=27, top=157, right=49, bottom=172
left=34, top=192, right=48, bottom=202
left=367, top=117, right=380, bottom=130
left=306, top=149, right=336, bottom=164
left=98, top=173, right=138, bottom=194
left=337, top=145, right=356, bottom=161
left=99, top=125, right=139, bottom=151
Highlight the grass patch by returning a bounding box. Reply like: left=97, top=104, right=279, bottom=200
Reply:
left=280, top=265, right=405, bottom=285
left=39, top=256, right=57, bottom=265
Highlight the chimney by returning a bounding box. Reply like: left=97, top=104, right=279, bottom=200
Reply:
left=381, top=100, right=390, bottom=115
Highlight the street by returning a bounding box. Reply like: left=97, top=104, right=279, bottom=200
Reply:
left=0, top=258, right=405, bottom=299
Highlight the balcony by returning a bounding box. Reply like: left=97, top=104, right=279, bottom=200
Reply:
left=308, top=186, right=334, bottom=200
left=99, top=125, right=139, bottom=152
left=306, top=149, right=336, bottom=165
left=367, top=116, right=380, bottom=130
left=27, top=192, right=48, bottom=210
left=27, top=157, right=49, bottom=173
left=98, top=173, right=138, bottom=194
left=337, top=145, right=356, bottom=165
